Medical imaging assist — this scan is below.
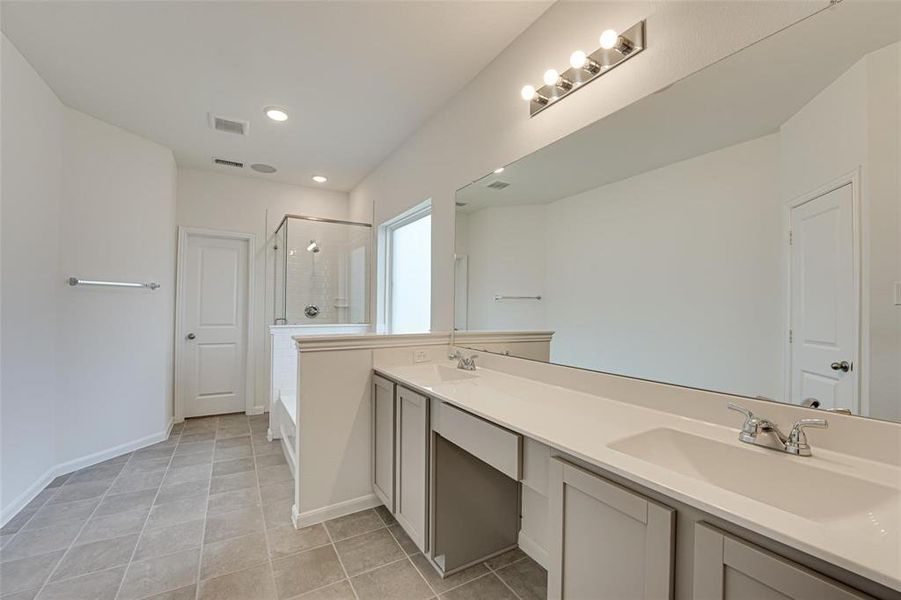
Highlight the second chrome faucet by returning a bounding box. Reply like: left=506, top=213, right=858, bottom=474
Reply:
left=728, top=403, right=827, bottom=457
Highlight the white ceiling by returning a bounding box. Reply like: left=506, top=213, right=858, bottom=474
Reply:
left=1, top=1, right=550, bottom=191
left=457, top=1, right=901, bottom=211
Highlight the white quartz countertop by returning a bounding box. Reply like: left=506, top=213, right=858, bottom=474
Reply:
left=374, top=361, right=901, bottom=592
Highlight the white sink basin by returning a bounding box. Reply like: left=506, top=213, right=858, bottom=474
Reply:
left=609, top=428, right=898, bottom=523
left=401, top=364, right=479, bottom=385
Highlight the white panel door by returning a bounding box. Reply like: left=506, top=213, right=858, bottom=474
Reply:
left=790, top=183, right=857, bottom=412
left=180, top=232, right=249, bottom=418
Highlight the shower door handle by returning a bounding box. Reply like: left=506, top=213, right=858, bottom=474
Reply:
left=186, top=333, right=196, bottom=340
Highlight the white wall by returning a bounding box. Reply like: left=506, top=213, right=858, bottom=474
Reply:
left=349, top=1, right=821, bottom=332
left=176, top=169, right=355, bottom=413
left=1, top=34, right=178, bottom=520
left=458, top=205, right=548, bottom=331
left=56, top=109, right=177, bottom=462
left=462, top=135, right=783, bottom=399
left=780, top=41, right=901, bottom=421
left=1, top=34, right=63, bottom=513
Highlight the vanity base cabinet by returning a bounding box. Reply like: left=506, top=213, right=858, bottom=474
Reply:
left=395, top=385, right=429, bottom=553
left=371, top=375, right=395, bottom=512
left=548, top=457, right=675, bottom=600
left=693, top=524, right=873, bottom=600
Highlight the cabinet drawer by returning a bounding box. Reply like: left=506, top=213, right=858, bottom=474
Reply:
left=436, top=402, right=522, bottom=480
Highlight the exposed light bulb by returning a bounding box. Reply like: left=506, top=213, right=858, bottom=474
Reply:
left=520, top=85, right=537, bottom=101
left=312, top=175, right=327, bottom=183
left=599, top=29, right=619, bottom=50
left=265, top=107, right=288, bottom=122
left=494, top=167, right=505, bottom=174
left=543, top=69, right=559, bottom=86
left=570, top=50, right=588, bottom=69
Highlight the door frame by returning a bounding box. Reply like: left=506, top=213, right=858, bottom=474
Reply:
left=174, top=226, right=256, bottom=422
left=782, top=169, right=861, bottom=412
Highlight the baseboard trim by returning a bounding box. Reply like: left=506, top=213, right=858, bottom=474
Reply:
left=0, top=424, right=172, bottom=528
left=518, top=530, right=549, bottom=570
left=293, top=493, right=381, bottom=529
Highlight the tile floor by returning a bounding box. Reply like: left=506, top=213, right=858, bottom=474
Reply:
left=0, top=414, right=547, bottom=600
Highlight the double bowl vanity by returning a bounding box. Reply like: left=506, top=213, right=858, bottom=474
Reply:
left=370, top=359, right=900, bottom=600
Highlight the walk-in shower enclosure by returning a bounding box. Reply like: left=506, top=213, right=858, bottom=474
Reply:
left=273, top=215, right=371, bottom=325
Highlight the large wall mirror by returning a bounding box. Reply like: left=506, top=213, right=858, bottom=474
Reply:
left=454, top=2, right=901, bottom=422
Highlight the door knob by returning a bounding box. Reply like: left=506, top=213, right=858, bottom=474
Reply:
left=830, top=360, right=851, bottom=372
left=186, top=333, right=196, bottom=340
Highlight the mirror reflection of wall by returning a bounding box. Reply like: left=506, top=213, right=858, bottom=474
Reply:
left=455, top=2, right=900, bottom=422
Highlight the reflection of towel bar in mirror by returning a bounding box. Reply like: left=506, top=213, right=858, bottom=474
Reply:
left=68, top=277, right=160, bottom=290
left=494, top=295, right=541, bottom=301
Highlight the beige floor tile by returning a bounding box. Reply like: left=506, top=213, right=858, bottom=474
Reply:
left=200, top=532, right=268, bottom=580
left=0, top=550, right=64, bottom=596
left=76, top=507, right=149, bottom=544
left=295, top=580, right=356, bottom=600
left=143, top=584, right=197, bottom=599
left=323, top=509, right=383, bottom=542
left=411, top=552, right=488, bottom=595
left=262, top=500, right=293, bottom=530
left=495, top=557, right=547, bottom=600
left=259, top=480, right=293, bottom=505
left=212, top=457, right=255, bottom=477
left=334, top=529, right=405, bottom=577
left=23, top=498, right=99, bottom=531
left=255, top=453, right=287, bottom=469
left=252, top=440, right=284, bottom=457
left=271, top=545, right=345, bottom=599
left=0, top=509, right=37, bottom=535
left=0, top=524, right=82, bottom=562
left=154, top=480, right=209, bottom=505
left=49, top=533, right=138, bottom=581
left=206, top=487, right=260, bottom=516
left=387, top=524, right=419, bottom=556
left=107, top=471, right=164, bottom=495
left=351, top=558, right=433, bottom=600
left=266, top=524, right=330, bottom=559
left=204, top=506, right=264, bottom=544
left=215, top=437, right=251, bottom=450
left=145, top=495, right=206, bottom=530
left=118, top=547, right=199, bottom=600
left=169, top=452, right=213, bottom=469
left=134, top=519, right=204, bottom=561
left=174, top=441, right=215, bottom=456
left=36, top=565, right=125, bottom=600
left=210, top=471, right=258, bottom=495
left=179, top=431, right=215, bottom=443
left=45, top=480, right=110, bottom=505
left=439, top=573, right=518, bottom=600
left=373, top=505, right=396, bottom=526
left=161, top=464, right=212, bottom=487
left=94, top=489, right=156, bottom=517
left=197, top=563, right=276, bottom=600
left=484, top=548, right=527, bottom=571
left=257, top=465, right=293, bottom=486
left=120, top=457, right=170, bottom=475
left=214, top=445, right=254, bottom=461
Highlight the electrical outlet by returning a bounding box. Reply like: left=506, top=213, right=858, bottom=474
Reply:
left=413, top=349, right=428, bottom=363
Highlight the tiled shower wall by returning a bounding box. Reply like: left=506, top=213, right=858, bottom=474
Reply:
left=279, top=219, right=370, bottom=325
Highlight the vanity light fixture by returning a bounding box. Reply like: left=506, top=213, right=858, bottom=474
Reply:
left=264, top=107, right=289, bottom=122
left=521, top=20, right=645, bottom=117
left=312, top=175, right=328, bottom=183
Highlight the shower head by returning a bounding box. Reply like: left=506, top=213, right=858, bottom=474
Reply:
left=306, top=240, right=320, bottom=253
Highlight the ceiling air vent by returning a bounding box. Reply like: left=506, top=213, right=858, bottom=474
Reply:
left=213, top=157, right=244, bottom=168
left=486, top=180, right=510, bottom=190
left=208, top=113, right=249, bottom=136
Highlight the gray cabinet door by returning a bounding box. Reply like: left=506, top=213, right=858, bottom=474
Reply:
left=396, top=385, right=429, bottom=552
left=548, top=457, right=674, bottom=600
left=371, top=374, right=395, bottom=511
left=693, top=524, right=872, bottom=600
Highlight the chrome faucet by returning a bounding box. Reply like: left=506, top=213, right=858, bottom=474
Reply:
left=728, top=403, right=827, bottom=457
left=449, top=350, right=478, bottom=371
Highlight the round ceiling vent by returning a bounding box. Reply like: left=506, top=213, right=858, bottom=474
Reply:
left=251, top=163, right=277, bottom=174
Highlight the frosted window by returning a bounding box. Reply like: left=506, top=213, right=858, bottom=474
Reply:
left=389, top=214, right=431, bottom=333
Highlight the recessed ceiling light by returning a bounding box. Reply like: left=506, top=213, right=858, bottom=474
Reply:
left=312, top=175, right=328, bottom=183
left=494, top=167, right=505, bottom=174
left=264, top=107, right=288, bottom=122
left=251, top=163, right=277, bottom=174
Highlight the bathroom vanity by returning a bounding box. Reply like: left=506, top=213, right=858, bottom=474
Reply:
left=371, top=357, right=901, bottom=600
